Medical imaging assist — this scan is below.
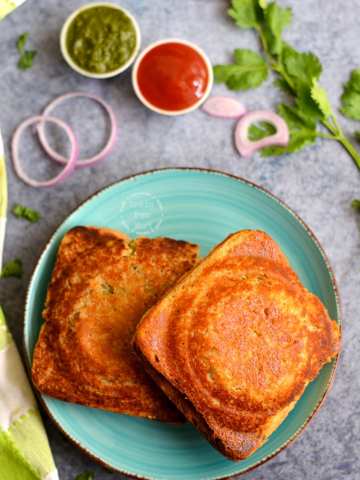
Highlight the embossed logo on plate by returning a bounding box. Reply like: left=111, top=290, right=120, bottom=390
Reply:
left=120, top=192, right=164, bottom=235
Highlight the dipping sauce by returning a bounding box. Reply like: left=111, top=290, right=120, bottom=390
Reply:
left=66, top=5, right=138, bottom=74
left=135, top=42, right=211, bottom=112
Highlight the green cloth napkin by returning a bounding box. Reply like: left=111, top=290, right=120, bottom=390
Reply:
left=0, top=132, right=58, bottom=480
left=0, top=0, right=27, bottom=20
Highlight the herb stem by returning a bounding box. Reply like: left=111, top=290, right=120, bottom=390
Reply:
left=331, top=115, right=343, bottom=135
left=256, top=26, right=267, bottom=53
left=321, top=119, right=339, bottom=138
left=274, top=64, right=296, bottom=94
left=316, top=132, right=337, bottom=140
left=256, top=23, right=296, bottom=94
left=320, top=117, right=360, bottom=168
left=338, top=135, right=360, bottom=170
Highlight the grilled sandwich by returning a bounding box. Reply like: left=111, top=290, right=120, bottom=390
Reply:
left=32, top=226, right=199, bottom=421
left=134, top=230, right=341, bottom=457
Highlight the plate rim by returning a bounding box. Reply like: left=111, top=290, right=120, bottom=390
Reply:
left=23, top=167, right=342, bottom=480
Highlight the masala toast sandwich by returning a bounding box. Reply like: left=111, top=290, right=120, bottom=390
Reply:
left=32, top=226, right=199, bottom=421
left=134, top=230, right=341, bottom=457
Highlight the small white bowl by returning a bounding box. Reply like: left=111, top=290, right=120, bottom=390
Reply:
left=132, top=38, right=213, bottom=116
left=60, top=2, right=141, bottom=79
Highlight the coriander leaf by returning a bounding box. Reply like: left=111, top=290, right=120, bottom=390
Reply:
left=310, top=79, right=333, bottom=119
left=274, top=78, right=293, bottom=96
left=296, top=86, right=325, bottom=122
left=74, top=472, right=94, bottom=480
left=264, top=2, right=292, bottom=55
left=12, top=204, right=41, bottom=223
left=283, top=128, right=317, bottom=151
left=341, top=69, right=360, bottom=120
left=16, top=33, right=29, bottom=54
left=16, top=33, right=37, bottom=70
left=277, top=103, right=316, bottom=129
left=343, top=68, right=360, bottom=93
left=260, top=129, right=317, bottom=156
left=277, top=102, right=318, bottom=153
left=248, top=121, right=276, bottom=141
left=282, top=44, right=322, bottom=91
left=265, top=2, right=292, bottom=36
left=214, top=49, right=268, bottom=90
left=341, top=91, right=360, bottom=120
left=259, top=102, right=317, bottom=156
left=1, top=259, right=23, bottom=279
left=352, top=199, right=360, bottom=212
left=18, top=50, right=37, bottom=70
left=228, top=0, right=261, bottom=28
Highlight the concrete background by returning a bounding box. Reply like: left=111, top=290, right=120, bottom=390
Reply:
left=0, top=0, right=359, bottom=479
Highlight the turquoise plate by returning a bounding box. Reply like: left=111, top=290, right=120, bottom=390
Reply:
left=24, top=168, right=340, bottom=480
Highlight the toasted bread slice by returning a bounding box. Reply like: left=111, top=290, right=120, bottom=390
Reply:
left=32, top=226, right=199, bottom=421
left=134, top=230, right=341, bottom=457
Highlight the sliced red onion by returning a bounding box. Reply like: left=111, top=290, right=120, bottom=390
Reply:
left=202, top=96, right=247, bottom=119
left=235, top=110, right=289, bottom=157
left=37, top=92, right=117, bottom=169
left=12, top=116, right=79, bottom=188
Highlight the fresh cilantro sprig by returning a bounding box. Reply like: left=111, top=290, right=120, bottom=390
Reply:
left=1, top=258, right=23, bottom=279
left=341, top=69, right=360, bottom=121
left=214, top=0, right=360, bottom=168
left=213, top=49, right=268, bottom=90
left=16, top=32, right=37, bottom=70
left=12, top=203, right=40, bottom=223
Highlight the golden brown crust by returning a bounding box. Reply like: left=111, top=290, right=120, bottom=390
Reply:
left=32, top=226, right=199, bottom=421
left=134, top=230, right=341, bottom=457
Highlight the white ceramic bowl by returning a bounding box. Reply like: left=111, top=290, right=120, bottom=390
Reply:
left=60, top=2, right=141, bottom=79
left=132, top=38, right=213, bottom=116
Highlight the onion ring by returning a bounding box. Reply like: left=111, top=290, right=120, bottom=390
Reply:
left=37, top=92, right=117, bottom=169
left=12, top=116, right=78, bottom=188
left=235, top=110, right=289, bottom=158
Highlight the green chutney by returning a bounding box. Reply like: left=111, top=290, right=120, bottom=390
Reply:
left=66, top=6, right=137, bottom=74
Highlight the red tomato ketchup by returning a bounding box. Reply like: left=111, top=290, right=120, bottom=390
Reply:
left=135, top=42, right=211, bottom=112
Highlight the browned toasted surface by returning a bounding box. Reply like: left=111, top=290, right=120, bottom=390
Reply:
left=134, top=230, right=341, bottom=457
left=32, top=226, right=199, bottom=421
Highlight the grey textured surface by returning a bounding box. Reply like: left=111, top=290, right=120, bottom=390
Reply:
left=0, top=0, right=359, bottom=479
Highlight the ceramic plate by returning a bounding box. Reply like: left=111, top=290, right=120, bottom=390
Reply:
left=24, top=168, right=340, bottom=480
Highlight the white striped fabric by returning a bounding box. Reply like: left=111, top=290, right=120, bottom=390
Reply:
left=0, top=309, right=59, bottom=480
left=0, top=342, right=37, bottom=430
